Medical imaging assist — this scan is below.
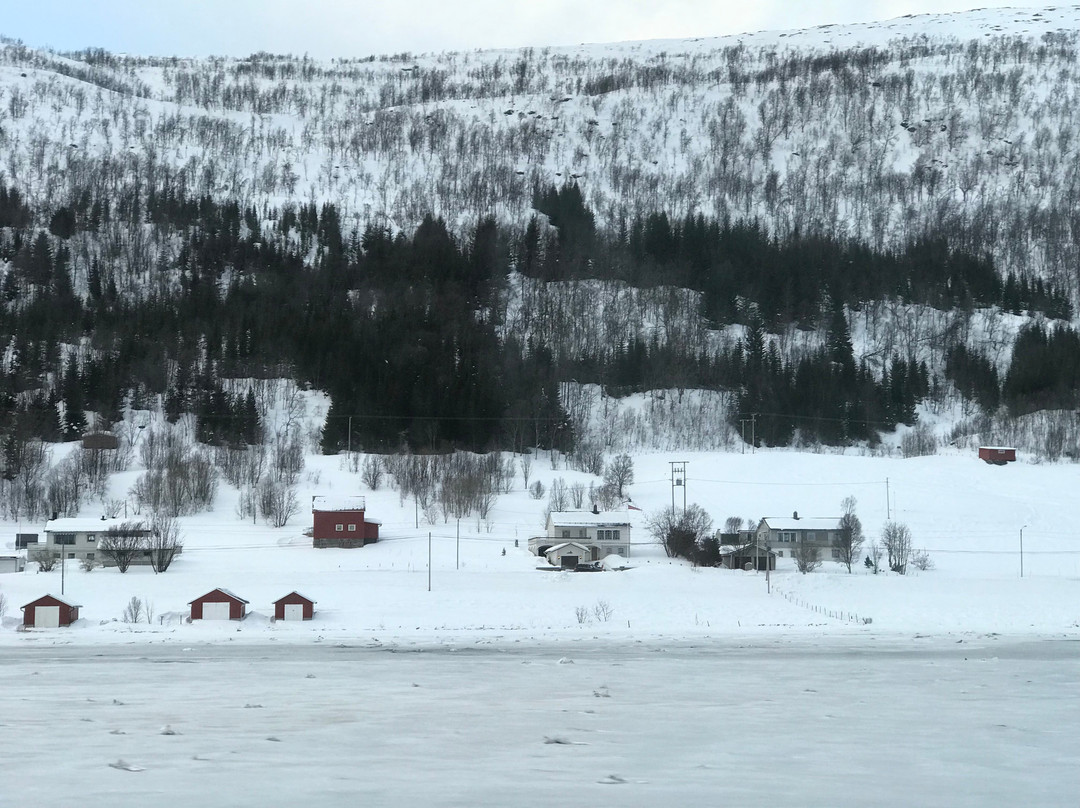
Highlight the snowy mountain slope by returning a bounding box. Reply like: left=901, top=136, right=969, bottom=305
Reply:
left=4, top=6, right=1080, bottom=296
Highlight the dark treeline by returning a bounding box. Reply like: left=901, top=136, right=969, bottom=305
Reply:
left=0, top=179, right=1076, bottom=456
left=527, top=183, right=1073, bottom=325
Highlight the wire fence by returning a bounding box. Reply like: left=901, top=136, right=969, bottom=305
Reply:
left=773, top=586, right=873, bottom=625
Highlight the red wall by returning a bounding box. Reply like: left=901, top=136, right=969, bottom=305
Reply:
left=313, top=509, right=378, bottom=543
left=274, top=593, right=315, bottom=620
left=22, top=596, right=79, bottom=627
left=190, top=590, right=247, bottom=620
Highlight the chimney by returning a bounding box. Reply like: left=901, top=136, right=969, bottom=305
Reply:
left=793, top=510, right=799, bottom=520
left=592, top=503, right=600, bottom=515
left=51, top=511, right=58, bottom=521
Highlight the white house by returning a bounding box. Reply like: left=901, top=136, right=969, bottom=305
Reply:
left=529, top=508, right=633, bottom=561
left=756, top=513, right=842, bottom=558
left=41, top=517, right=155, bottom=566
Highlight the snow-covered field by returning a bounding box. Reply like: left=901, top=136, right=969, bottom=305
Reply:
left=3, top=446, right=1079, bottom=643
left=2, top=445, right=1079, bottom=804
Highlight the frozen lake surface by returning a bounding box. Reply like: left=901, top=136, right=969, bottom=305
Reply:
left=4, top=636, right=1077, bottom=807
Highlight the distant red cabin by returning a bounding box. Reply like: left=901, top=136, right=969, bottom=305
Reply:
left=312, top=495, right=380, bottom=548
left=21, top=594, right=81, bottom=628
left=979, top=446, right=1016, bottom=465
left=273, top=591, right=316, bottom=621
left=189, top=588, right=248, bottom=620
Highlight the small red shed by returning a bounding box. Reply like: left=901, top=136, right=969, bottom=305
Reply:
left=979, top=446, right=1016, bottom=465
left=312, top=495, right=381, bottom=548
left=189, top=588, right=249, bottom=621
left=21, top=594, right=81, bottom=628
left=273, top=591, right=316, bottom=621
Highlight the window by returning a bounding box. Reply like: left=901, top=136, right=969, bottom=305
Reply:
left=335, top=524, right=344, bottom=532
left=562, top=530, right=570, bottom=538
left=54, top=533, right=76, bottom=546
left=86, top=553, right=95, bottom=560
left=348, top=524, right=356, bottom=532
left=597, top=529, right=622, bottom=542
left=831, top=548, right=841, bottom=559
left=87, top=535, right=96, bottom=543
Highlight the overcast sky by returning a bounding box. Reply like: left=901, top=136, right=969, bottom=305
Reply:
left=3, top=1, right=1043, bottom=58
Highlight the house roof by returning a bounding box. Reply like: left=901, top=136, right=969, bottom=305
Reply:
left=719, top=543, right=777, bottom=556
left=273, top=591, right=316, bottom=604
left=44, top=517, right=147, bottom=533
left=760, top=516, right=840, bottom=531
left=547, top=510, right=631, bottom=528
left=311, top=495, right=366, bottom=512
left=188, top=587, right=249, bottom=605
left=21, top=594, right=81, bottom=609
left=545, top=542, right=592, bottom=554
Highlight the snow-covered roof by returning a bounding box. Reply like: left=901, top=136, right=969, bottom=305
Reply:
left=22, top=594, right=81, bottom=608
left=311, top=495, right=366, bottom=512
left=44, top=517, right=147, bottom=533
left=189, top=588, right=249, bottom=605
left=760, top=517, right=840, bottom=531
left=545, top=542, right=592, bottom=554
left=273, top=591, right=316, bottom=604
left=547, top=510, right=631, bottom=528
left=719, top=544, right=776, bottom=556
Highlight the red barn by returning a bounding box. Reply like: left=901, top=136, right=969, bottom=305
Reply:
left=273, top=591, right=316, bottom=621
left=21, top=594, right=81, bottom=628
left=189, top=588, right=248, bottom=621
left=979, top=446, right=1016, bottom=465
left=312, top=495, right=380, bottom=548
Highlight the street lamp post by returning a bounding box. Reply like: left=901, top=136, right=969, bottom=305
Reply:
left=1020, top=525, right=1026, bottom=578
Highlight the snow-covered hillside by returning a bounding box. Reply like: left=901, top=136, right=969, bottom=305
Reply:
left=3, top=6, right=1080, bottom=295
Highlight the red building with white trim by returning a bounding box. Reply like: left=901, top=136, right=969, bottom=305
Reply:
left=312, top=496, right=380, bottom=548
left=189, top=588, right=249, bottom=620
left=21, top=594, right=81, bottom=628
left=273, top=591, right=316, bottom=621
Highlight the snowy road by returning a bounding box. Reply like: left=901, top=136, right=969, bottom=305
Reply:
left=3, top=636, right=1077, bottom=807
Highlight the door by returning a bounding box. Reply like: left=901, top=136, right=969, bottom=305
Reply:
left=283, top=603, right=304, bottom=621
left=202, top=601, right=232, bottom=620
left=36, top=606, right=60, bottom=628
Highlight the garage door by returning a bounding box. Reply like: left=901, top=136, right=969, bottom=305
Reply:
left=36, top=606, right=60, bottom=628
left=283, top=603, right=304, bottom=621
left=202, top=601, right=232, bottom=620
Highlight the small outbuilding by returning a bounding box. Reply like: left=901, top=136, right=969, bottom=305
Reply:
left=273, top=591, right=316, bottom=621
left=978, top=446, right=1016, bottom=465
left=544, top=542, right=592, bottom=569
left=0, top=555, right=26, bottom=573
left=189, top=588, right=249, bottom=621
left=720, top=544, right=777, bottom=571
left=312, top=495, right=381, bottom=548
left=21, top=594, right=81, bottom=628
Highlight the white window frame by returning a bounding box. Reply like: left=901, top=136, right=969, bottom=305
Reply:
left=335, top=524, right=344, bottom=532
left=348, top=524, right=357, bottom=531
